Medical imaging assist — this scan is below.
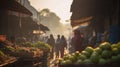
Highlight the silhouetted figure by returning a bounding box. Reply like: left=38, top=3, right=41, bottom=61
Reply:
left=69, top=35, right=75, bottom=53
left=55, top=35, right=61, bottom=58
left=47, top=34, right=55, bottom=59
left=71, top=29, right=84, bottom=52
left=60, top=35, right=67, bottom=58
left=44, top=36, right=49, bottom=43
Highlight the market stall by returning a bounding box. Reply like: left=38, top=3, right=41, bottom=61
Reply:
left=0, top=37, right=51, bottom=67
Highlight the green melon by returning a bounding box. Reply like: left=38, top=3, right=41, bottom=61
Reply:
left=99, top=42, right=111, bottom=50
left=117, top=54, right=120, bottom=60
left=84, top=46, right=94, bottom=54
left=75, top=59, right=83, bottom=64
left=94, top=47, right=102, bottom=54
left=65, top=60, right=72, bottom=64
left=79, top=54, right=87, bottom=61
left=101, top=50, right=112, bottom=59
left=81, top=51, right=91, bottom=58
left=99, top=58, right=107, bottom=64
left=112, top=48, right=119, bottom=55
left=117, top=42, right=120, bottom=46
left=111, top=44, right=118, bottom=49
left=69, top=55, right=77, bottom=62
left=111, top=56, right=118, bottom=62
left=74, top=51, right=81, bottom=58
left=63, top=54, right=71, bottom=60
left=60, top=60, right=67, bottom=65
left=83, top=59, right=92, bottom=64
left=90, top=52, right=100, bottom=63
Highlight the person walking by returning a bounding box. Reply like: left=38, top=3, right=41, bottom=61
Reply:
left=60, top=35, right=67, bottom=58
left=55, top=35, right=61, bottom=58
left=47, top=34, right=55, bottom=59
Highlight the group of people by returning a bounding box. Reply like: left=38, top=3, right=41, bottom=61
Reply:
left=70, top=29, right=114, bottom=53
left=70, top=29, right=110, bottom=53
left=46, top=29, right=110, bottom=59
left=46, top=34, right=67, bottom=59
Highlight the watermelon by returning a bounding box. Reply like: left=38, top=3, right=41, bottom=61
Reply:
left=90, top=52, right=100, bottom=63
left=101, top=50, right=112, bottom=59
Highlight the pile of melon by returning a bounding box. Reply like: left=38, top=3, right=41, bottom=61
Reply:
left=59, top=42, right=120, bottom=65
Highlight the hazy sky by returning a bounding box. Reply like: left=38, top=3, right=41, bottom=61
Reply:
left=29, top=0, right=73, bottom=24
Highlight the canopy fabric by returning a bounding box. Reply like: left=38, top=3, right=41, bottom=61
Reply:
left=71, top=16, right=93, bottom=27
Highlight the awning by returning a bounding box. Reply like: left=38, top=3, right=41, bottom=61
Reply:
left=39, top=24, right=50, bottom=31
left=0, top=0, right=32, bottom=16
left=70, top=0, right=114, bottom=16
left=71, top=16, right=93, bottom=27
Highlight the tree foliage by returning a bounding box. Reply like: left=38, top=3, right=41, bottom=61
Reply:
left=39, top=8, right=64, bottom=35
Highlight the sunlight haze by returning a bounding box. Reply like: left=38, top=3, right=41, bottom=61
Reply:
left=29, top=0, right=73, bottom=24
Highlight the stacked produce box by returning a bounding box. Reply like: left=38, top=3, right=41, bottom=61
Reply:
left=58, top=42, right=120, bottom=67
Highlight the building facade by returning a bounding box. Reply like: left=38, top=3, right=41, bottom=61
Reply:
left=16, top=0, right=40, bottom=22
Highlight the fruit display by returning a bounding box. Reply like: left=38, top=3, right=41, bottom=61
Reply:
left=59, top=42, right=120, bottom=65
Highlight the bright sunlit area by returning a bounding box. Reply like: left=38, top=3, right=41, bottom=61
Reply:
left=29, top=0, right=73, bottom=24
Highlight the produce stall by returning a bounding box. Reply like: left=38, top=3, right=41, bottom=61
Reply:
left=0, top=40, right=18, bottom=67
left=0, top=39, right=51, bottom=67
left=10, top=41, right=51, bottom=67
left=58, top=42, right=120, bottom=67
